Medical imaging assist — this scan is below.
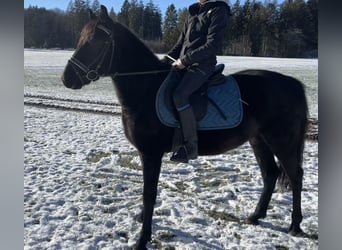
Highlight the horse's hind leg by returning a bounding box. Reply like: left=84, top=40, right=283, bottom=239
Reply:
left=246, top=136, right=280, bottom=225
left=276, top=153, right=304, bottom=235
left=262, top=127, right=305, bottom=235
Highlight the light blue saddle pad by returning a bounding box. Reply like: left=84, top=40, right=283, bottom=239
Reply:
left=156, top=75, right=243, bottom=130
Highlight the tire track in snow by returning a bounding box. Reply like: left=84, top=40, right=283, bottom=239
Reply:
left=24, top=93, right=121, bottom=116
left=24, top=93, right=118, bottom=106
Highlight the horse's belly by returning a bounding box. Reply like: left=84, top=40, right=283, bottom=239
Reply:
left=198, top=133, right=248, bottom=156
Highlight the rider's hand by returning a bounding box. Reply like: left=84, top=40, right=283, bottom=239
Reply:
left=161, top=55, right=174, bottom=65
left=172, top=59, right=185, bottom=69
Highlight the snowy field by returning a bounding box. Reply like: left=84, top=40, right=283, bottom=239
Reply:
left=24, top=49, right=318, bottom=249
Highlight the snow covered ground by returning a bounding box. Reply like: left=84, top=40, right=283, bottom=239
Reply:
left=24, top=49, right=318, bottom=249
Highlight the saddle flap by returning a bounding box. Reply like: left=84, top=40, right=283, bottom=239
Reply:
left=156, top=72, right=243, bottom=130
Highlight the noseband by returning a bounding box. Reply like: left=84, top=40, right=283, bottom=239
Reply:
left=68, top=25, right=115, bottom=84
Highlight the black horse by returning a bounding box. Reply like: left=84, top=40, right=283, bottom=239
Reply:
left=62, top=6, right=308, bottom=250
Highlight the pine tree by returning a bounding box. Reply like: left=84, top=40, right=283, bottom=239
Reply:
left=128, top=0, right=144, bottom=37
left=305, top=0, right=318, bottom=55
left=143, top=1, right=161, bottom=40
left=117, top=0, right=131, bottom=27
left=23, top=0, right=317, bottom=56
left=249, top=1, right=265, bottom=56
left=177, top=8, right=188, bottom=34
left=279, top=0, right=306, bottom=57
left=72, top=0, right=90, bottom=46
left=163, top=4, right=178, bottom=50
left=91, top=0, right=100, bottom=14
left=66, top=0, right=76, bottom=47
left=262, top=0, right=281, bottom=56
left=109, top=7, right=117, bottom=21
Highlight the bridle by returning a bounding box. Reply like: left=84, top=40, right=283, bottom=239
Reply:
left=68, top=23, right=170, bottom=85
left=68, top=24, right=115, bottom=85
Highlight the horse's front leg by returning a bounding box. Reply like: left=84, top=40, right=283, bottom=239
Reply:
left=135, top=151, right=163, bottom=250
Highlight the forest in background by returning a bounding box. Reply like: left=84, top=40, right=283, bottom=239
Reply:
left=24, top=0, right=317, bottom=58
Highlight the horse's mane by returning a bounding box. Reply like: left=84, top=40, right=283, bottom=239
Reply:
left=113, top=21, right=163, bottom=67
left=77, top=20, right=97, bottom=48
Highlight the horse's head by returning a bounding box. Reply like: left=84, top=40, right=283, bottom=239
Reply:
left=62, top=5, right=115, bottom=89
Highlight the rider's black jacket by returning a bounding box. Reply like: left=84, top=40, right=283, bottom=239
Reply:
left=167, top=0, right=231, bottom=67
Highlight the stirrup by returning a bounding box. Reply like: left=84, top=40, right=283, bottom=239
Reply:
left=170, top=142, right=198, bottom=163
left=170, top=145, right=189, bottom=163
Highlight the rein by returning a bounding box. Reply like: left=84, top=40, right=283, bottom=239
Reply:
left=112, top=69, right=169, bottom=78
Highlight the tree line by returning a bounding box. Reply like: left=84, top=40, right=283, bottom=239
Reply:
left=24, top=0, right=317, bottom=58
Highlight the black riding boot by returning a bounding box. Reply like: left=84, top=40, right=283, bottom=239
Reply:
left=170, top=106, right=198, bottom=163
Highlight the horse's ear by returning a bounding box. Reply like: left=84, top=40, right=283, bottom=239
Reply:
left=99, top=5, right=109, bottom=22
left=88, top=9, right=97, bottom=21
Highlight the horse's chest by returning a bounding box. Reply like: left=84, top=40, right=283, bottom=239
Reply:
left=122, top=112, right=160, bottom=150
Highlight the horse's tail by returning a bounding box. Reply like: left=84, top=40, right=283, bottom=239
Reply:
left=298, top=78, right=309, bottom=164
left=277, top=77, right=309, bottom=191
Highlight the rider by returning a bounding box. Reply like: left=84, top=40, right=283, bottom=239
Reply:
left=162, top=0, right=231, bottom=163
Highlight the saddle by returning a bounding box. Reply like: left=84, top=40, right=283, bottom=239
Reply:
left=156, top=64, right=243, bottom=130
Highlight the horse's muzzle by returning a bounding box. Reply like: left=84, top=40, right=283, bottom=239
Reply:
left=61, top=63, right=85, bottom=89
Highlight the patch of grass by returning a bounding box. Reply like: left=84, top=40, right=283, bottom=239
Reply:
left=86, top=150, right=111, bottom=163
left=155, top=208, right=171, bottom=216
left=159, top=181, right=191, bottom=195
left=307, top=232, right=318, bottom=240
left=275, top=246, right=289, bottom=250
left=233, top=232, right=242, bottom=240
left=156, top=231, right=177, bottom=242
left=200, top=179, right=222, bottom=188
left=194, top=164, right=212, bottom=173
left=150, top=238, right=163, bottom=249
left=117, top=154, right=141, bottom=171
left=268, top=204, right=275, bottom=210
left=116, top=231, right=129, bottom=242
left=238, top=175, right=252, bottom=182
left=160, top=182, right=178, bottom=192
left=207, top=210, right=241, bottom=224
left=105, top=233, right=115, bottom=240
left=93, top=173, right=111, bottom=179
left=174, top=181, right=189, bottom=192
left=102, top=206, right=117, bottom=214
left=63, top=149, right=76, bottom=155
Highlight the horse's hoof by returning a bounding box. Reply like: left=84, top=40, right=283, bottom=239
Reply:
left=245, top=214, right=260, bottom=225
left=133, top=234, right=151, bottom=250
left=133, top=242, right=147, bottom=250
left=289, top=225, right=304, bottom=236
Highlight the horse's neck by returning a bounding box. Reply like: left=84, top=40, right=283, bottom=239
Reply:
left=115, top=26, right=163, bottom=74
left=112, top=74, right=159, bottom=108
left=111, top=29, right=169, bottom=109
left=111, top=54, right=168, bottom=109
